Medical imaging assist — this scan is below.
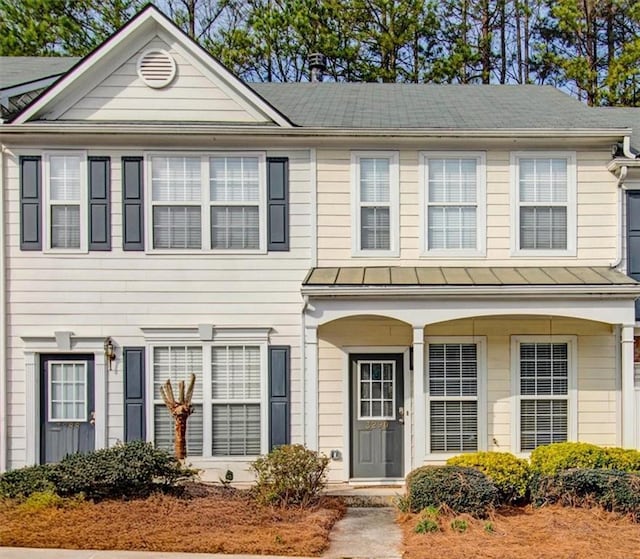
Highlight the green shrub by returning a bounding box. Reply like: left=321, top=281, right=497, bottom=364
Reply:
left=447, top=451, right=530, bottom=503
left=603, top=448, right=640, bottom=472
left=450, top=518, right=468, bottom=533
left=0, top=464, right=55, bottom=499
left=251, top=444, right=329, bottom=507
left=18, top=490, right=84, bottom=512
left=531, top=469, right=640, bottom=521
left=530, top=443, right=640, bottom=477
left=406, top=466, right=498, bottom=518
left=50, top=440, right=197, bottom=500
left=414, top=506, right=440, bottom=534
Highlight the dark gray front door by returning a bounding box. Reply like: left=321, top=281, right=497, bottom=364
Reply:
left=40, top=354, right=95, bottom=463
left=350, top=353, right=404, bottom=478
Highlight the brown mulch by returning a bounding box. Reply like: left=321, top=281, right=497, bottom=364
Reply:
left=401, top=504, right=640, bottom=559
left=0, top=484, right=345, bottom=556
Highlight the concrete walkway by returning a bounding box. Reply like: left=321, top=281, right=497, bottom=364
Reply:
left=0, top=505, right=402, bottom=559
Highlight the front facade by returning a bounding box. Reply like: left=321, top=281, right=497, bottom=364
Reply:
left=1, top=6, right=639, bottom=483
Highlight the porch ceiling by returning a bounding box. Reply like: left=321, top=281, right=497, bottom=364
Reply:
left=302, top=266, right=640, bottom=298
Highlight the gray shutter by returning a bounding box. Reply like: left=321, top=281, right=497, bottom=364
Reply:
left=122, top=157, right=144, bottom=251
left=268, top=346, right=290, bottom=450
left=267, top=157, right=289, bottom=251
left=88, top=156, right=111, bottom=251
left=627, top=191, right=640, bottom=319
left=20, top=156, right=42, bottom=250
left=124, top=347, right=146, bottom=441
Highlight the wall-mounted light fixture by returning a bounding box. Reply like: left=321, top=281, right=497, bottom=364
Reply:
left=104, top=337, right=116, bottom=371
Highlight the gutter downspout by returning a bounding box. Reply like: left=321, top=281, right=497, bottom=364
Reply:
left=0, top=144, right=6, bottom=471
left=300, top=296, right=309, bottom=447
left=623, top=136, right=637, bottom=160
left=610, top=166, right=628, bottom=269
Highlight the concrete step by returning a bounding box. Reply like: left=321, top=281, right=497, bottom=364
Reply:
left=324, top=484, right=405, bottom=508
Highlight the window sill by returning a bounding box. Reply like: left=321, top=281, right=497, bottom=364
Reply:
left=420, top=251, right=486, bottom=259
left=351, top=250, right=400, bottom=258
left=511, top=249, right=577, bottom=258
left=143, top=249, right=268, bottom=256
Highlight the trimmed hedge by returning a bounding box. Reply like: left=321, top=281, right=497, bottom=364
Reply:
left=447, top=451, right=530, bottom=504
left=0, top=441, right=197, bottom=501
left=530, top=442, right=640, bottom=477
left=531, top=468, right=640, bottom=521
left=407, top=466, right=498, bottom=518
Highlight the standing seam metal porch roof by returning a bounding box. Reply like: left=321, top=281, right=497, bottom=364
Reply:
left=303, top=266, right=639, bottom=287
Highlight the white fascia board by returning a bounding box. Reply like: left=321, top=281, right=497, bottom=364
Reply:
left=609, top=158, right=640, bottom=172
left=12, top=7, right=292, bottom=127
left=301, top=285, right=640, bottom=299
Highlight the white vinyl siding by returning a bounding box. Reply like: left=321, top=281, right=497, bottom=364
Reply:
left=351, top=152, right=399, bottom=256
left=512, top=152, right=576, bottom=257
left=427, top=343, right=478, bottom=453
left=146, top=152, right=266, bottom=252
left=152, top=346, right=204, bottom=455
left=211, top=346, right=261, bottom=456
left=44, top=153, right=87, bottom=251
left=48, top=362, right=87, bottom=422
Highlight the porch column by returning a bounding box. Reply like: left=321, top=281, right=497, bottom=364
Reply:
left=412, top=326, right=425, bottom=467
left=304, top=325, right=319, bottom=450
left=621, top=324, right=636, bottom=448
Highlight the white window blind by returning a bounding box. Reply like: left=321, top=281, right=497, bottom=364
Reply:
left=49, top=155, right=82, bottom=249
left=428, top=344, right=478, bottom=453
left=359, top=158, right=391, bottom=251
left=518, top=158, right=568, bottom=250
left=210, top=157, right=260, bottom=250
left=519, top=343, right=568, bottom=451
left=211, top=346, right=261, bottom=456
left=427, top=159, right=478, bottom=250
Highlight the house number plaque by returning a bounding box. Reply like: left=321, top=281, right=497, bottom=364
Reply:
left=366, top=420, right=389, bottom=430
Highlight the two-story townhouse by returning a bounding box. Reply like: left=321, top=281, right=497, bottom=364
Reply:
left=1, top=6, right=639, bottom=484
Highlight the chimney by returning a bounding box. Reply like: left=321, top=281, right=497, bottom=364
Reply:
left=308, top=53, right=327, bottom=83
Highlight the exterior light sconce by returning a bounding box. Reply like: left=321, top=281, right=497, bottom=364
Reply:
left=104, top=337, right=116, bottom=371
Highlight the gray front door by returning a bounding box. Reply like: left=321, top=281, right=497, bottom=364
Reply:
left=40, top=354, right=95, bottom=463
left=350, top=353, right=404, bottom=478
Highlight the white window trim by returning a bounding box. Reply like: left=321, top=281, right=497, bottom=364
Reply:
left=47, top=361, right=89, bottom=422
left=356, top=359, right=397, bottom=421
left=143, top=327, right=270, bottom=460
left=144, top=151, right=267, bottom=255
left=419, top=151, right=487, bottom=258
left=510, top=335, right=578, bottom=456
left=510, top=151, right=577, bottom=257
left=42, top=151, right=88, bottom=253
left=351, top=151, right=400, bottom=257
left=425, top=336, right=487, bottom=461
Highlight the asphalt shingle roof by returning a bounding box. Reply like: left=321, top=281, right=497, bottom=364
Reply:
left=594, top=107, right=640, bottom=152
left=0, top=57, right=80, bottom=90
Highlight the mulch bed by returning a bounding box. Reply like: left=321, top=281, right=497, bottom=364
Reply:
left=0, top=484, right=345, bottom=556
left=401, top=504, right=640, bottom=559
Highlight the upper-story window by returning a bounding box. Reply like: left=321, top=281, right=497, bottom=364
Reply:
left=351, top=151, right=399, bottom=257
left=421, top=152, right=486, bottom=256
left=147, top=152, right=266, bottom=252
left=44, top=152, right=88, bottom=252
left=511, top=152, right=576, bottom=257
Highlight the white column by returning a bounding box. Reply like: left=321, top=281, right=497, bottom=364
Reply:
left=24, top=352, right=37, bottom=465
left=621, top=325, right=636, bottom=448
left=304, top=325, right=319, bottom=450
left=412, top=326, right=425, bottom=468
left=93, top=352, right=108, bottom=450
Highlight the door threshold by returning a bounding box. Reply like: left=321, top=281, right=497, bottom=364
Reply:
left=347, top=478, right=405, bottom=486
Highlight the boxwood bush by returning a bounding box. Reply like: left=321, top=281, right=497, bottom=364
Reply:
left=447, top=451, right=530, bottom=504
left=406, top=465, right=498, bottom=518
left=531, top=469, right=640, bottom=521
left=530, top=442, right=640, bottom=476
left=0, top=441, right=197, bottom=501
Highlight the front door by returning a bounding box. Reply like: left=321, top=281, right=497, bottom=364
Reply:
left=350, top=353, right=404, bottom=478
left=40, top=354, right=95, bottom=463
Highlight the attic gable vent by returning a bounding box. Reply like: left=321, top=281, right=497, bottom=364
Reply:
left=137, top=49, right=176, bottom=89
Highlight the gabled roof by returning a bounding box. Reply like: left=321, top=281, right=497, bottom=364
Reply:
left=0, top=57, right=80, bottom=90
left=11, top=5, right=292, bottom=126
left=594, top=107, right=640, bottom=152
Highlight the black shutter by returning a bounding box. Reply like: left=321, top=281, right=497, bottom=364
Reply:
left=20, top=156, right=42, bottom=250
left=122, top=157, right=144, bottom=251
left=267, top=157, right=289, bottom=251
left=124, top=347, right=146, bottom=441
left=268, top=346, right=290, bottom=450
left=627, top=191, right=640, bottom=319
left=88, top=156, right=111, bottom=251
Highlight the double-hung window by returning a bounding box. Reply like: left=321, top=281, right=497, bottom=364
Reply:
left=512, top=336, right=576, bottom=452
left=147, top=153, right=266, bottom=252
left=351, top=152, right=399, bottom=256
left=422, top=152, right=486, bottom=255
left=512, top=152, right=576, bottom=256
left=44, top=153, right=87, bottom=251
left=426, top=339, right=485, bottom=455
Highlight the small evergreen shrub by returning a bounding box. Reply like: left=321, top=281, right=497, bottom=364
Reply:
left=50, top=440, right=197, bottom=500
left=603, top=448, right=640, bottom=472
left=406, top=466, right=498, bottom=518
left=0, top=464, right=55, bottom=499
left=447, top=451, right=530, bottom=503
left=531, top=469, right=640, bottom=521
left=450, top=518, right=468, bottom=533
left=414, top=506, right=440, bottom=534
left=251, top=444, right=329, bottom=507
left=18, top=490, right=84, bottom=512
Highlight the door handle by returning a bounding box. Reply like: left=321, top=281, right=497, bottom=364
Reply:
left=398, top=406, right=404, bottom=423
left=89, top=411, right=95, bottom=426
